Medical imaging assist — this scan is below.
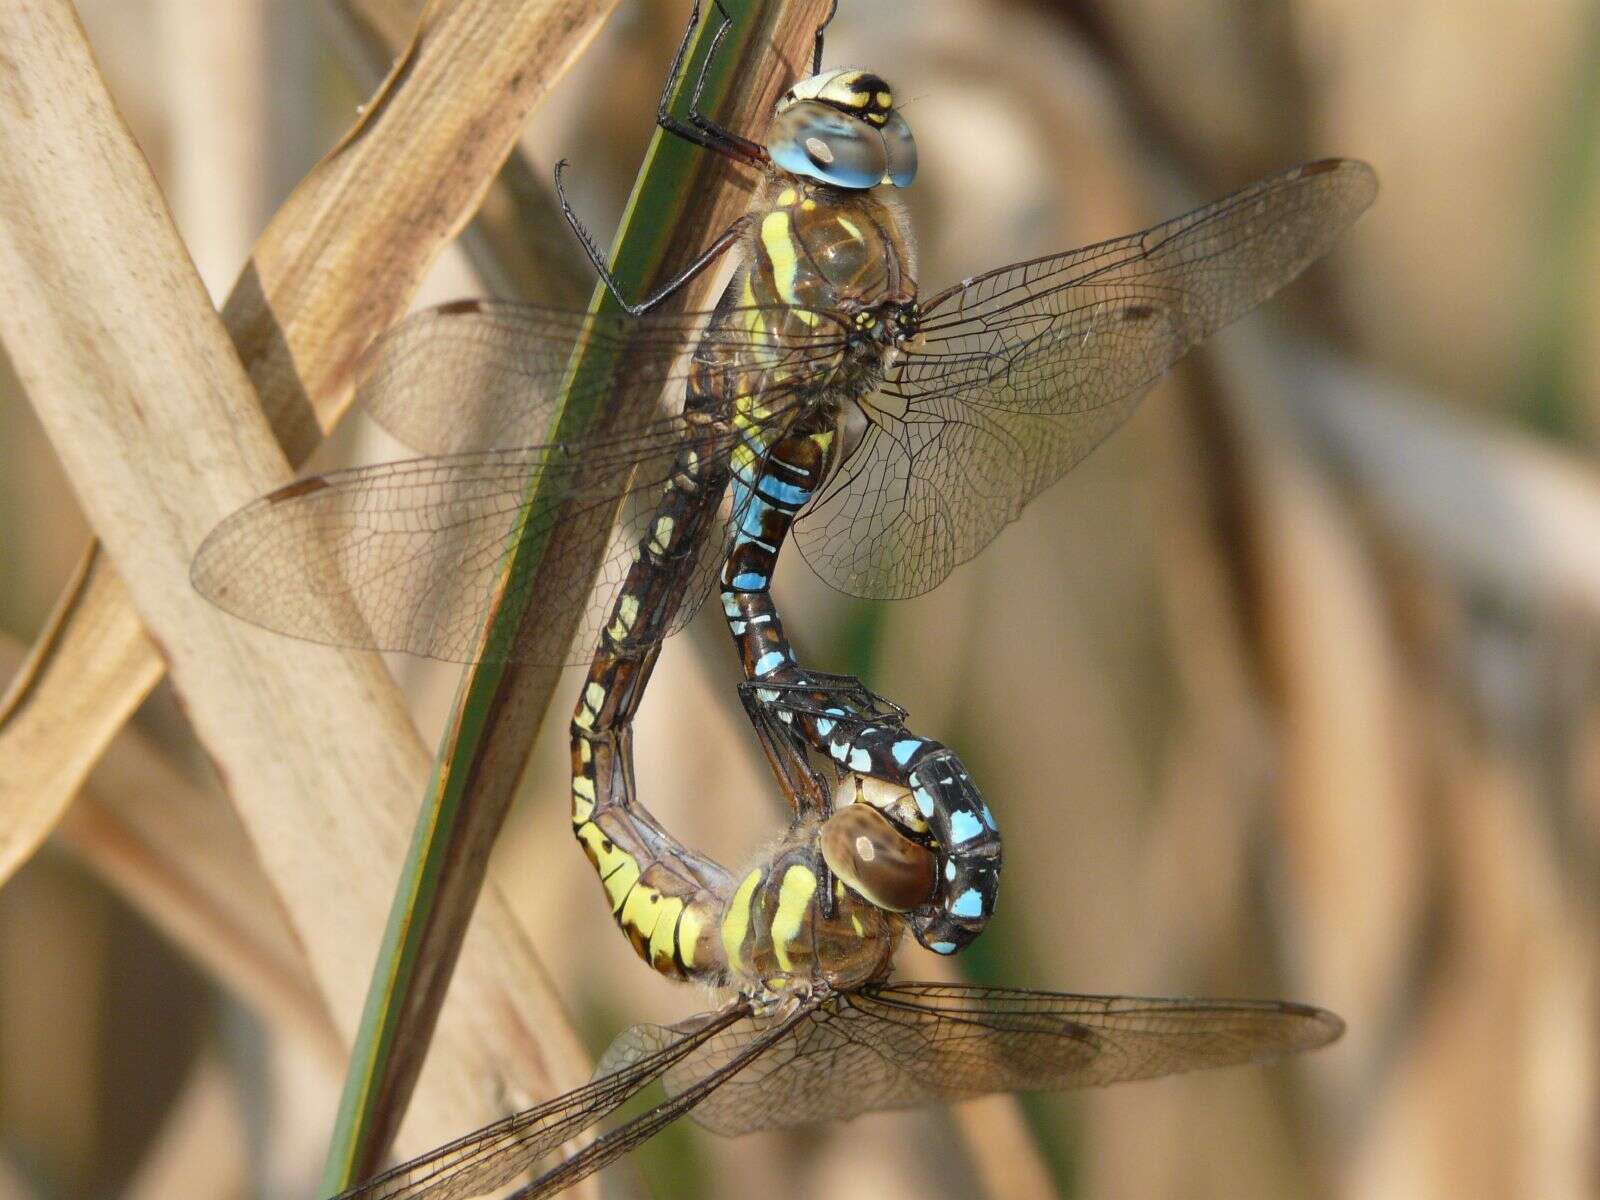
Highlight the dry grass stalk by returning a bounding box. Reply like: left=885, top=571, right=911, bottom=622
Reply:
left=0, top=0, right=617, bottom=891
left=0, top=0, right=603, bottom=1161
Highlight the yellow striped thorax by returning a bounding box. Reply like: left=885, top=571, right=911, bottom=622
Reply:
left=744, top=178, right=918, bottom=336
left=768, top=68, right=916, bottom=189
left=715, top=818, right=901, bottom=994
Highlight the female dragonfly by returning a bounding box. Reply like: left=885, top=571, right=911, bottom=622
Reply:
left=334, top=670, right=1343, bottom=1200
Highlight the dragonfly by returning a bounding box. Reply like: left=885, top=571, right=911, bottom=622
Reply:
left=331, top=715, right=1343, bottom=1200
left=190, top=0, right=1375, bottom=959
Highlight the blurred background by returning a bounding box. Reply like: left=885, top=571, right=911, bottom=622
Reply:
left=2, top=0, right=1598, bottom=1197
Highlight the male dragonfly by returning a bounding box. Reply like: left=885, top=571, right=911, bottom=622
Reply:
left=191, top=5, right=1376, bottom=676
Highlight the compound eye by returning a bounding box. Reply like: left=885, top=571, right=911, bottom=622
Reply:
left=879, top=111, right=918, bottom=187
left=766, top=101, right=887, bottom=190
left=821, top=802, right=937, bottom=912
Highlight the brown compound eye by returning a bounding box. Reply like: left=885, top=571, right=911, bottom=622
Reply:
left=820, top=803, right=937, bottom=912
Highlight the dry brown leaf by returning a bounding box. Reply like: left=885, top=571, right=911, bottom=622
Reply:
left=0, top=0, right=616, bottom=891
left=0, top=0, right=599, bottom=1161
left=324, top=0, right=593, bottom=308
left=0, top=631, right=342, bottom=1068
left=0, top=548, right=164, bottom=886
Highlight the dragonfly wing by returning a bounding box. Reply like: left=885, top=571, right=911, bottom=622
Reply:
left=515, top=1003, right=816, bottom=1200
left=331, top=1005, right=749, bottom=1200
left=798, top=158, right=1378, bottom=599
left=681, top=982, right=1342, bottom=1136
left=192, top=435, right=707, bottom=665
left=358, top=299, right=851, bottom=455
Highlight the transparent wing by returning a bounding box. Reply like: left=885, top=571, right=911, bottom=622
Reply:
left=330, top=1004, right=750, bottom=1200
left=669, top=982, right=1343, bottom=1136
left=356, top=299, right=848, bottom=455
left=797, top=158, right=1379, bottom=598
left=511, top=1005, right=814, bottom=1200
left=191, top=378, right=819, bottom=665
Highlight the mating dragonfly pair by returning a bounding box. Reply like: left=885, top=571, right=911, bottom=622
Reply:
left=194, top=1, right=1375, bottom=1195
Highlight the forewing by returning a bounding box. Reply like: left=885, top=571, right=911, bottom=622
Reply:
left=678, top=982, right=1343, bottom=1136
left=798, top=158, right=1378, bottom=598
left=192, top=378, right=823, bottom=664
left=331, top=1006, right=748, bottom=1200
left=357, top=299, right=847, bottom=454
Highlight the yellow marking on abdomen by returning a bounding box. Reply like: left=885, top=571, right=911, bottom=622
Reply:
left=677, top=904, right=707, bottom=969
left=760, top=211, right=800, bottom=305
left=770, top=865, right=817, bottom=972
left=721, top=868, right=763, bottom=974
left=570, top=774, right=596, bottom=822
left=648, top=515, right=674, bottom=555
left=602, top=858, right=642, bottom=913
left=777, top=187, right=797, bottom=206
left=573, top=680, right=606, bottom=730
left=620, top=882, right=664, bottom=941
left=649, top=896, right=685, bottom=969
left=836, top=216, right=863, bottom=241
left=576, top=820, right=632, bottom=883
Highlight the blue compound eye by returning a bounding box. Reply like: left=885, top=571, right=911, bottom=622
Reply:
left=879, top=111, right=917, bottom=188
left=767, top=101, right=887, bottom=190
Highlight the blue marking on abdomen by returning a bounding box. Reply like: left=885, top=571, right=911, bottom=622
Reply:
left=737, top=495, right=774, bottom=536
left=929, top=941, right=957, bottom=955
left=731, top=571, right=768, bottom=591
left=757, top=475, right=811, bottom=508
left=753, top=650, right=788, bottom=677
left=950, top=888, right=984, bottom=918
left=890, top=738, right=922, bottom=766
left=949, top=810, right=984, bottom=844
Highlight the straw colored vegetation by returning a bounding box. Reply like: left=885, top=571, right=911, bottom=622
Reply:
left=0, top=1, right=1594, bottom=1197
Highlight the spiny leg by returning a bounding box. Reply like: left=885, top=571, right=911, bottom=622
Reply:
left=554, top=166, right=745, bottom=316
left=678, top=0, right=767, bottom=161
left=735, top=680, right=839, bottom=916
left=554, top=0, right=762, bottom=316
left=736, top=679, right=834, bottom=819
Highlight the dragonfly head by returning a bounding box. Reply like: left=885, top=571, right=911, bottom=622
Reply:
left=769, top=69, right=917, bottom=190
left=821, top=801, right=938, bottom=913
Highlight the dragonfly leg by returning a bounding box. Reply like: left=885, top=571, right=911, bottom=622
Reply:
left=675, top=0, right=769, bottom=163
left=554, top=161, right=745, bottom=316
left=654, top=0, right=767, bottom=165
left=811, top=0, right=838, bottom=75
left=736, top=679, right=834, bottom=819
left=747, top=671, right=907, bottom=727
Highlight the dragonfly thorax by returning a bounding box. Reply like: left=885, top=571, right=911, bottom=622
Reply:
left=718, top=818, right=903, bottom=999
left=742, top=178, right=919, bottom=397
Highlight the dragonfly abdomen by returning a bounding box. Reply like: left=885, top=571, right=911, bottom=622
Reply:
left=718, top=415, right=1003, bottom=955
left=570, top=426, right=739, bottom=982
